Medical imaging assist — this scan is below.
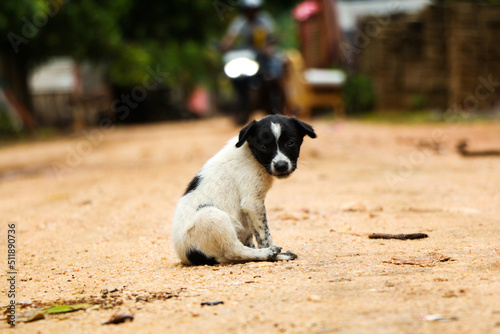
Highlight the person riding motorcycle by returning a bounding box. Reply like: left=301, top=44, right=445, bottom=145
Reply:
left=221, top=0, right=285, bottom=125
left=221, top=0, right=274, bottom=52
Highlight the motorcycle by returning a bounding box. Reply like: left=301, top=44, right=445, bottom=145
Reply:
left=223, top=48, right=286, bottom=125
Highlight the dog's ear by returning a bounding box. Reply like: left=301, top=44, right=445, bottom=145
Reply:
left=292, top=118, right=317, bottom=138
left=236, top=120, right=257, bottom=148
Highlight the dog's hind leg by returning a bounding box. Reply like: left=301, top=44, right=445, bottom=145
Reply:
left=243, top=233, right=256, bottom=248
left=185, top=207, right=286, bottom=264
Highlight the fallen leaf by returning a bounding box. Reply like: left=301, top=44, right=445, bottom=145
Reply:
left=44, top=303, right=89, bottom=314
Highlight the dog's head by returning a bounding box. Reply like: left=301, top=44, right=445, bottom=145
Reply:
left=235, top=115, right=317, bottom=178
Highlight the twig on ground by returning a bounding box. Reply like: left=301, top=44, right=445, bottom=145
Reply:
left=457, top=140, right=500, bottom=157
left=369, top=233, right=428, bottom=240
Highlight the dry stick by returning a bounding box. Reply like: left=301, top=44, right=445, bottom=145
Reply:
left=368, top=233, right=428, bottom=240
left=456, top=140, right=500, bottom=157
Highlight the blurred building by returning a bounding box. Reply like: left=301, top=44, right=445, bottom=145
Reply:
left=337, top=0, right=431, bottom=32
left=29, top=58, right=111, bottom=129
left=357, top=2, right=500, bottom=112
left=290, top=0, right=435, bottom=116
left=292, top=0, right=432, bottom=68
left=293, top=0, right=343, bottom=68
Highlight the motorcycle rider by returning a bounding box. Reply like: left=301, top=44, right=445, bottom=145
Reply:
left=221, top=0, right=285, bottom=125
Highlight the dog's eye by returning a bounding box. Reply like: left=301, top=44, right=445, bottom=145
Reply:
left=285, top=140, right=295, bottom=147
left=260, top=144, right=269, bottom=152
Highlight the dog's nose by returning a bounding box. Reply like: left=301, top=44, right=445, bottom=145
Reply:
left=274, top=161, right=289, bottom=173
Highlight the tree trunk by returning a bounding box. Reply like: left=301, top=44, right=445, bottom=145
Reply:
left=0, top=53, right=36, bottom=131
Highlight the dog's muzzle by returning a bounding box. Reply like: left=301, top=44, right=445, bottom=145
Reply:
left=271, top=160, right=293, bottom=178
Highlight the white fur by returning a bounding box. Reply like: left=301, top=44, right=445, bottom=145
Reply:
left=271, top=149, right=292, bottom=173
left=270, top=122, right=292, bottom=174
left=271, top=122, right=282, bottom=140
left=172, top=136, right=296, bottom=265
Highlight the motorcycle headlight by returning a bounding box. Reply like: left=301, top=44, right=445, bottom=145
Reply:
left=224, top=58, right=259, bottom=79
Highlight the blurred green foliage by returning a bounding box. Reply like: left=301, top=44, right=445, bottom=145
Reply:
left=0, top=108, right=15, bottom=134
left=0, top=0, right=300, bottom=88
left=343, top=73, right=376, bottom=115
left=275, top=12, right=299, bottom=50
left=0, top=0, right=46, bottom=32
left=1, top=1, right=130, bottom=64
left=410, top=95, right=426, bottom=111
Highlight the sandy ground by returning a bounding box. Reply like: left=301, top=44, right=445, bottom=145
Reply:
left=0, top=116, right=499, bottom=334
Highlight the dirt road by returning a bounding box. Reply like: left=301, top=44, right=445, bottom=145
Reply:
left=1, top=117, right=499, bottom=333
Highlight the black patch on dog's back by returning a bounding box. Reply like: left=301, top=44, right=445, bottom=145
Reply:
left=186, top=249, right=218, bottom=266
left=184, top=175, right=201, bottom=196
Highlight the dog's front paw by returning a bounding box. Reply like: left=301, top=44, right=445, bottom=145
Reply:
left=276, top=250, right=298, bottom=261
left=267, top=246, right=282, bottom=258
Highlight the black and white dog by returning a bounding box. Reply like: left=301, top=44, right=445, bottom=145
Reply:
left=172, top=115, right=316, bottom=265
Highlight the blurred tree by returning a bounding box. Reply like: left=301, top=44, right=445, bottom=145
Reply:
left=343, top=73, right=375, bottom=115
left=267, top=0, right=301, bottom=13
left=0, top=0, right=299, bottom=124
left=0, top=0, right=48, bottom=113
left=0, top=0, right=131, bottom=117
left=113, top=0, right=224, bottom=88
left=0, top=1, right=225, bottom=113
